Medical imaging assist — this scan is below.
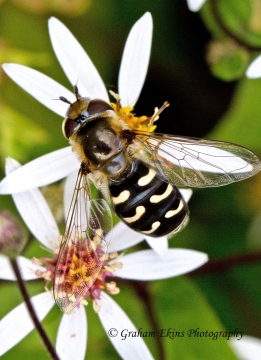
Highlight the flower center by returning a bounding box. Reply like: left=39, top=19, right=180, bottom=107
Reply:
left=110, top=92, right=169, bottom=133
left=34, top=239, right=122, bottom=312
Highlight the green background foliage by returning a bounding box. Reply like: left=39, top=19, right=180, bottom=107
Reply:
left=0, top=0, right=261, bottom=359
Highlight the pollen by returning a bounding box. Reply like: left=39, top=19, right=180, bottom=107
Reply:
left=109, top=93, right=169, bottom=133
left=105, top=281, right=120, bottom=294
left=110, top=100, right=156, bottom=133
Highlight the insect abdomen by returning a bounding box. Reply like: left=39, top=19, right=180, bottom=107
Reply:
left=109, top=160, right=188, bottom=237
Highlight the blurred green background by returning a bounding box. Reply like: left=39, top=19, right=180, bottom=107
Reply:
left=0, top=0, right=261, bottom=359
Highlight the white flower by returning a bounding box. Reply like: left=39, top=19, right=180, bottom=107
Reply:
left=231, top=335, right=261, bottom=360
left=246, top=55, right=261, bottom=78
left=0, top=13, right=192, bottom=255
left=187, top=0, right=206, bottom=12
left=0, top=157, right=207, bottom=358
left=1, top=13, right=153, bottom=191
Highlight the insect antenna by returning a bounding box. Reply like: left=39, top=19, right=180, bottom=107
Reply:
left=74, top=83, right=80, bottom=100
left=58, top=81, right=80, bottom=105
left=59, top=96, right=72, bottom=105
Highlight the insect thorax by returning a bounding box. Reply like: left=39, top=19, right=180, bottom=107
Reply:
left=75, top=116, right=129, bottom=177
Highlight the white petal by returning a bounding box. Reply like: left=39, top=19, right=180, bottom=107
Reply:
left=0, top=148, right=79, bottom=194
left=0, top=255, right=45, bottom=281
left=6, top=158, right=60, bottom=249
left=246, top=56, right=261, bottom=78
left=187, top=0, right=206, bottom=12
left=97, top=292, right=153, bottom=360
left=107, top=221, right=145, bottom=252
left=119, top=12, right=152, bottom=107
left=0, top=292, right=54, bottom=356
left=145, top=236, right=168, bottom=255
left=4, top=156, right=21, bottom=174
left=179, top=188, right=193, bottom=203
left=56, top=306, right=87, bottom=360
left=114, top=249, right=208, bottom=280
left=12, top=189, right=60, bottom=249
left=2, top=63, right=72, bottom=117
left=48, top=17, right=109, bottom=101
left=231, top=336, right=261, bottom=360
left=63, top=170, right=79, bottom=222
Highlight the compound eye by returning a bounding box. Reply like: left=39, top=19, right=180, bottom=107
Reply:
left=62, top=118, right=78, bottom=139
left=87, top=99, right=113, bottom=115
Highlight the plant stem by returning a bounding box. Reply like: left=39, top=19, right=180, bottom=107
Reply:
left=190, top=250, right=261, bottom=276
left=10, top=258, right=60, bottom=360
left=131, top=281, right=165, bottom=360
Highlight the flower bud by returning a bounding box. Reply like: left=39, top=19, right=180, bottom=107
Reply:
left=0, top=210, right=25, bottom=258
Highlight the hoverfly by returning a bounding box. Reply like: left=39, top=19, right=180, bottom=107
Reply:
left=53, top=85, right=261, bottom=313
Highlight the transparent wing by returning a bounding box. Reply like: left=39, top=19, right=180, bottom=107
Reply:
left=134, top=131, right=261, bottom=188
left=53, top=168, right=113, bottom=314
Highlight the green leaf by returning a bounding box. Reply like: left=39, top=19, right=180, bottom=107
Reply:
left=153, top=277, right=238, bottom=360
left=209, top=78, right=261, bottom=150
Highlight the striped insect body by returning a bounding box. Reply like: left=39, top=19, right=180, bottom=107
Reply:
left=53, top=85, right=261, bottom=313
left=109, top=160, right=188, bottom=237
